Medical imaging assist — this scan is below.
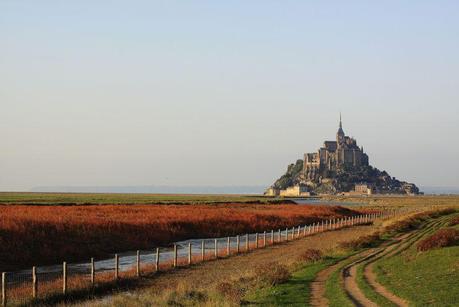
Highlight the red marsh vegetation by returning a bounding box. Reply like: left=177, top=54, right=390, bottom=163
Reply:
left=417, top=228, right=459, bottom=251
left=0, top=203, right=359, bottom=271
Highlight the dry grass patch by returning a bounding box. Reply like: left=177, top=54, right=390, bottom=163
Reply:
left=298, top=248, right=323, bottom=262
left=254, top=262, right=290, bottom=286
left=339, top=232, right=382, bottom=249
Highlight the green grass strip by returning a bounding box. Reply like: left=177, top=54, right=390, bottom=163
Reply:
left=245, top=255, right=349, bottom=306
left=355, top=263, right=396, bottom=307
left=324, top=256, right=356, bottom=307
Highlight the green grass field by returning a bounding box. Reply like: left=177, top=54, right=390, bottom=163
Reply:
left=374, top=217, right=459, bottom=306
left=0, top=192, right=277, bottom=205
left=245, top=258, right=337, bottom=306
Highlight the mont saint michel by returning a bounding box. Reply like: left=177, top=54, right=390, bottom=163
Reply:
left=267, top=116, right=420, bottom=196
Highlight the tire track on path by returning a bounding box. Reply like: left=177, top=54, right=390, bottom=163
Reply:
left=341, top=237, right=404, bottom=307
left=361, top=217, right=451, bottom=307
left=309, top=216, right=448, bottom=307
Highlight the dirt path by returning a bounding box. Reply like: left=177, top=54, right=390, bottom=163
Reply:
left=309, top=249, right=375, bottom=307
left=343, top=261, right=378, bottom=307
left=343, top=241, right=410, bottom=307
left=360, top=218, right=449, bottom=307
left=364, top=263, right=408, bottom=307
left=311, top=219, right=440, bottom=307
left=309, top=260, right=342, bottom=306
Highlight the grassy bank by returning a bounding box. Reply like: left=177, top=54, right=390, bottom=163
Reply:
left=374, top=214, right=459, bottom=306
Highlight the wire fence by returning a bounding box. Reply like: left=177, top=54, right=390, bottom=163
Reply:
left=1, top=211, right=397, bottom=306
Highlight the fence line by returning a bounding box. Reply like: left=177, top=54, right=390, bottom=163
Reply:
left=1, top=210, right=400, bottom=306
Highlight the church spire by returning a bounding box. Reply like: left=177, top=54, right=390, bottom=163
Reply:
left=337, top=112, right=345, bottom=146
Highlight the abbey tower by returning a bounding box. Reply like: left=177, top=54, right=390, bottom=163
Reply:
left=303, top=115, right=369, bottom=182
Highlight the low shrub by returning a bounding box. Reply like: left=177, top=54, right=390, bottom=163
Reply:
left=449, top=216, right=459, bottom=226
left=254, top=262, right=290, bottom=286
left=166, top=289, right=208, bottom=306
left=215, top=281, right=244, bottom=303
left=417, top=228, right=459, bottom=252
left=299, top=249, right=323, bottom=262
left=340, top=233, right=381, bottom=250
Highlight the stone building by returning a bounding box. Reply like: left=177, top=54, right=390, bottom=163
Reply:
left=264, top=187, right=280, bottom=196
left=303, top=115, right=369, bottom=182
left=279, top=185, right=310, bottom=197
left=353, top=183, right=374, bottom=195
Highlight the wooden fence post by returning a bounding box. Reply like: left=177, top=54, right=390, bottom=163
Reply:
left=255, top=233, right=259, bottom=248
left=263, top=231, right=266, bottom=247
left=115, top=254, right=119, bottom=279
left=285, top=228, right=288, bottom=241
left=136, top=250, right=140, bottom=277
left=246, top=234, right=249, bottom=251
left=32, top=266, right=37, bottom=299
left=236, top=235, right=240, bottom=253
left=291, top=227, right=295, bottom=239
left=214, top=239, right=218, bottom=258
left=227, top=237, right=230, bottom=256
left=201, top=241, right=205, bottom=261
left=155, top=248, right=160, bottom=272
left=271, top=230, right=274, bottom=244
left=278, top=229, right=281, bottom=242
left=173, top=244, right=178, bottom=267
left=2, top=272, right=6, bottom=307
left=188, top=243, right=192, bottom=265
left=63, top=261, right=67, bottom=295
left=90, top=258, right=95, bottom=286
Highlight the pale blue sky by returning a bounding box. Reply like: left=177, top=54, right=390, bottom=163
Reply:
left=1, top=1, right=458, bottom=191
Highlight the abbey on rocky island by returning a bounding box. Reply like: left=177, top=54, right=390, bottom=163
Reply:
left=267, top=115, right=420, bottom=196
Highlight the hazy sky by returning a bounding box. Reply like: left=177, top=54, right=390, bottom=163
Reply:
left=1, top=1, right=459, bottom=191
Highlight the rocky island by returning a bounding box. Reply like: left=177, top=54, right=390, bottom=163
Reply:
left=266, top=115, right=420, bottom=196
